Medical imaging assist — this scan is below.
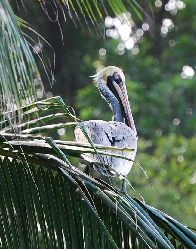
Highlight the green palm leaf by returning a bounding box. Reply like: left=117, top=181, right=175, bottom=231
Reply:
left=0, top=157, right=196, bottom=248
left=0, top=0, right=43, bottom=114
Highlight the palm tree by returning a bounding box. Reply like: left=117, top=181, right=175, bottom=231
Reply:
left=0, top=0, right=196, bottom=248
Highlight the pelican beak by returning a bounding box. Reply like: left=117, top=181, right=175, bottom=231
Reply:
left=112, top=80, right=136, bottom=133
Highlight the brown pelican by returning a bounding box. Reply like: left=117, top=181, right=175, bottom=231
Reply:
left=74, top=66, right=137, bottom=193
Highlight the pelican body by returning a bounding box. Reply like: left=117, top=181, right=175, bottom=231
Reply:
left=75, top=66, right=137, bottom=190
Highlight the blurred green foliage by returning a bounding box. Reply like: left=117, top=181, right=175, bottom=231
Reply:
left=12, top=0, right=196, bottom=227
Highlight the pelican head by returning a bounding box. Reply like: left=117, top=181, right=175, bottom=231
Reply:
left=93, top=66, right=136, bottom=133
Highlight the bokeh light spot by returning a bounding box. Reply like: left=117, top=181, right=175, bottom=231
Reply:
left=161, top=27, right=168, bottom=35
left=125, top=37, right=134, bottom=50
left=163, top=19, right=174, bottom=28
left=142, top=23, right=149, bottom=31
left=36, top=89, right=43, bottom=99
left=118, top=43, right=125, bottom=51
left=181, top=66, right=195, bottom=79
left=136, top=29, right=144, bottom=37
left=155, top=0, right=162, bottom=7
left=169, top=39, right=176, bottom=46
left=58, top=128, right=65, bottom=136
left=155, top=129, right=162, bottom=137
left=178, top=155, right=184, bottom=163
left=173, top=118, right=180, bottom=125
left=132, top=46, right=139, bottom=55
left=186, top=108, right=192, bottom=115
left=105, top=16, right=113, bottom=28
left=189, top=172, right=196, bottom=184
left=99, top=48, right=106, bottom=56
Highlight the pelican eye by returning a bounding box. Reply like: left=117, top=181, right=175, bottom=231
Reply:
left=113, top=72, right=122, bottom=84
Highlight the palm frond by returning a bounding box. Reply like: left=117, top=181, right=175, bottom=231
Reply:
left=0, top=0, right=43, bottom=115
left=0, top=157, right=196, bottom=248
left=1, top=96, right=195, bottom=247
left=37, top=0, right=154, bottom=36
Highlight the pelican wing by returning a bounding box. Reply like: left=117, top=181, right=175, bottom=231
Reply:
left=75, top=120, right=137, bottom=176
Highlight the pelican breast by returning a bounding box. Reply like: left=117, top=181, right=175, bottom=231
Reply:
left=74, top=120, right=137, bottom=176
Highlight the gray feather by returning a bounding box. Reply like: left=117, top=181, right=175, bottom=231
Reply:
left=74, top=120, right=137, bottom=176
